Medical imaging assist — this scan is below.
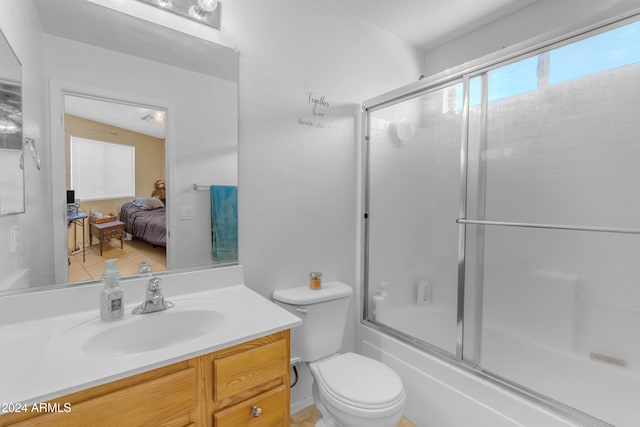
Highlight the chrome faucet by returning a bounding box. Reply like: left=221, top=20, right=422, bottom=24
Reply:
left=131, top=277, right=174, bottom=314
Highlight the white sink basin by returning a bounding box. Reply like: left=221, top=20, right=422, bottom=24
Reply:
left=83, top=309, right=225, bottom=357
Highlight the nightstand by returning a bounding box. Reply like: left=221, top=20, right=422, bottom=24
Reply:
left=90, top=220, right=125, bottom=256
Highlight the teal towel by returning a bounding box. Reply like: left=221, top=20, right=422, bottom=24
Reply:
left=210, top=185, right=238, bottom=262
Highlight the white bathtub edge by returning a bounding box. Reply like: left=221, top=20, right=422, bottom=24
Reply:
left=358, top=324, right=581, bottom=427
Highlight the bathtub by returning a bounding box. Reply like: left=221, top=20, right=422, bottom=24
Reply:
left=365, top=304, right=637, bottom=426
left=374, top=305, right=457, bottom=355
left=0, top=268, right=29, bottom=292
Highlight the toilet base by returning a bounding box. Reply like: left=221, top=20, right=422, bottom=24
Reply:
left=311, top=380, right=404, bottom=427
left=313, top=382, right=338, bottom=427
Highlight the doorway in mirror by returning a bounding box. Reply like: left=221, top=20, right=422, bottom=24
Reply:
left=64, top=94, right=168, bottom=284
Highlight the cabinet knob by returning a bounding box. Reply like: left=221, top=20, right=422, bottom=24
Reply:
left=251, top=405, right=262, bottom=417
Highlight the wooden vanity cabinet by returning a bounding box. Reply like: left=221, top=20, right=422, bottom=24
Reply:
left=0, top=330, right=290, bottom=427
left=210, top=332, right=290, bottom=426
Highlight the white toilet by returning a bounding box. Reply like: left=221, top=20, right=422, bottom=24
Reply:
left=273, top=281, right=406, bottom=427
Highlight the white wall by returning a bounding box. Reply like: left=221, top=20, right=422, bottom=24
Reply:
left=43, top=34, right=238, bottom=280
left=223, top=0, right=421, bottom=296
left=0, top=0, right=50, bottom=288
left=219, top=0, right=422, bottom=410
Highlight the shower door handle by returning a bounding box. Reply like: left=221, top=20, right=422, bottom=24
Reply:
left=457, top=218, right=640, bottom=235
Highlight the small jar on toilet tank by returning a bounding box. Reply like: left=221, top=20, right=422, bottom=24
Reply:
left=309, top=272, right=322, bottom=290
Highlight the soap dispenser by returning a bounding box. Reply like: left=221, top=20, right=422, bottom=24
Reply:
left=100, top=258, right=124, bottom=322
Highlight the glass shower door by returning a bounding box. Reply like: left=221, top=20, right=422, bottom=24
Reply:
left=366, top=82, right=463, bottom=355
left=365, top=15, right=640, bottom=426
left=463, top=20, right=640, bottom=425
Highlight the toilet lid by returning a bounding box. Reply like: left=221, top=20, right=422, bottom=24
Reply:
left=315, top=353, right=404, bottom=407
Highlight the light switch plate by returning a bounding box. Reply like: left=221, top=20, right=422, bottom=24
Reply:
left=179, top=206, right=194, bottom=220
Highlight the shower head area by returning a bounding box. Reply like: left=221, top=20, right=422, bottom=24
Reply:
left=363, top=15, right=640, bottom=427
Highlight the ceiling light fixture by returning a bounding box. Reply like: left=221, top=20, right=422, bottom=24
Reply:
left=189, top=0, right=218, bottom=21
left=134, top=0, right=221, bottom=29
left=153, top=110, right=166, bottom=124
left=140, top=110, right=166, bottom=125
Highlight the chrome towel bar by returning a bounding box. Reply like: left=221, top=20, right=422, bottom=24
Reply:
left=456, top=219, right=640, bottom=235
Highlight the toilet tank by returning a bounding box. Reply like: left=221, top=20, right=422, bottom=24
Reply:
left=273, top=281, right=353, bottom=362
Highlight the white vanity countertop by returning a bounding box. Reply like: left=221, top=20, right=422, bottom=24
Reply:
left=0, top=277, right=301, bottom=406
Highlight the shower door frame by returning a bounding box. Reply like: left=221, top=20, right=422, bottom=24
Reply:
left=361, top=10, right=640, bottom=427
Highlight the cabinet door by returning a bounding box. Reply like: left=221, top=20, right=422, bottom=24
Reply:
left=0, top=331, right=290, bottom=427
left=214, top=385, right=286, bottom=427
left=4, top=368, right=196, bottom=427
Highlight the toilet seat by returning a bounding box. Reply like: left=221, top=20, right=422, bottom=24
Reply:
left=309, top=352, right=405, bottom=417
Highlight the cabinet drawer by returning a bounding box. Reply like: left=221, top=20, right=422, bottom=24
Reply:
left=102, top=225, right=124, bottom=240
left=213, top=338, right=287, bottom=401
left=214, top=385, right=286, bottom=427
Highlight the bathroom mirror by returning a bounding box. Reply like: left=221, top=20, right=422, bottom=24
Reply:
left=0, top=28, right=24, bottom=216
left=0, top=0, right=238, bottom=294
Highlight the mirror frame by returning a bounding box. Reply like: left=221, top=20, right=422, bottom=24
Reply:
left=0, top=28, right=24, bottom=216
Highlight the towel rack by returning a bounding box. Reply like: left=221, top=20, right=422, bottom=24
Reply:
left=192, top=184, right=211, bottom=191
left=19, top=137, right=41, bottom=171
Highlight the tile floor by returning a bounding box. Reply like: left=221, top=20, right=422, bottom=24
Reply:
left=68, top=238, right=166, bottom=283
left=291, top=405, right=416, bottom=427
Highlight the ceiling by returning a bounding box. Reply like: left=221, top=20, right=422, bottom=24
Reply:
left=64, top=95, right=166, bottom=139
left=322, top=0, right=541, bottom=51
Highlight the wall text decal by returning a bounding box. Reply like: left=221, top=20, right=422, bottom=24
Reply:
left=89, top=127, right=118, bottom=136
left=298, top=91, right=331, bottom=130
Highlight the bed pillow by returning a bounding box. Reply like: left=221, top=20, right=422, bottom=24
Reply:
left=132, top=197, right=165, bottom=210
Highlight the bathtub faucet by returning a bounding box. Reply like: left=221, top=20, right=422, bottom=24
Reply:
left=131, top=277, right=174, bottom=314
